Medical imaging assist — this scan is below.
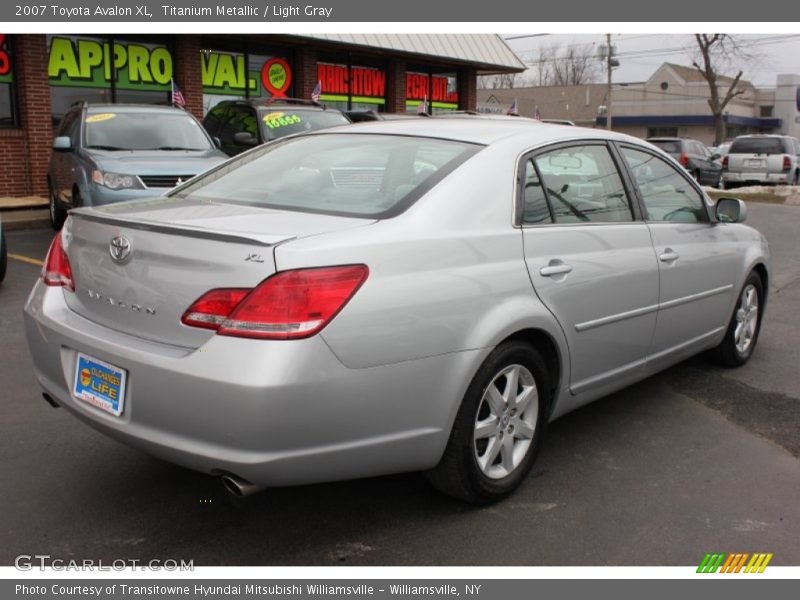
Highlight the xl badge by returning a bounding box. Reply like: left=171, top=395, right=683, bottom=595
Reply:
left=109, top=235, right=132, bottom=263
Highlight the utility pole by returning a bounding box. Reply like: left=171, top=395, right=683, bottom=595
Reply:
left=605, top=33, right=614, bottom=131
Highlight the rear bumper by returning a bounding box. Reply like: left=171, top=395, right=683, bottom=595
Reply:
left=723, top=172, right=789, bottom=185
left=24, top=281, right=485, bottom=486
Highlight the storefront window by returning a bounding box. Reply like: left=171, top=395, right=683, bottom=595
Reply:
left=316, top=57, right=387, bottom=112
left=48, top=35, right=171, bottom=125
left=200, top=40, right=293, bottom=115
left=0, top=34, right=19, bottom=128
left=406, top=68, right=459, bottom=113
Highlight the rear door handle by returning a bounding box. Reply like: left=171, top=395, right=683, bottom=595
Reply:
left=659, top=249, right=679, bottom=263
left=540, top=263, right=573, bottom=277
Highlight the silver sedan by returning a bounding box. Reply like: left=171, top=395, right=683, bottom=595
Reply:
left=24, top=118, right=769, bottom=504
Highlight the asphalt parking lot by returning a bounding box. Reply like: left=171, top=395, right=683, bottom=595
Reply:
left=1, top=203, right=799, bottom=566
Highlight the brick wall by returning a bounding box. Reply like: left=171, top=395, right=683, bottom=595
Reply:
left=0, top=34, right=51, bottom=197
left=462, top=68, right=477, bottom=111
left=294, top=46, right=318, bottom=100
left=387, top=61, right=407, bottom=113
left=173, top=35, right=203, bottom=119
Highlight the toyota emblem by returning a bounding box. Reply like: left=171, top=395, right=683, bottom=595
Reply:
left=109, top=235, right=132, bottom=263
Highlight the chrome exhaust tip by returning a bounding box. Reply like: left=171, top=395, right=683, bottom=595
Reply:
left=220, top=474, right=264, bottom=498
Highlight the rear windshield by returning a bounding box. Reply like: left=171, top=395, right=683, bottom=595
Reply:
left=261, top=109, right=350, bottom=141
left=84, top=111, right=213, bottom=151
left=173, top=133, right=481, bottom=218
left=729, top=138, right=786, bottom=155
left=648, top=140, right=682, bottom=155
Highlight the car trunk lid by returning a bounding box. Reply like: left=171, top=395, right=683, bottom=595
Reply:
left=62, top=197, right=374, bottom=348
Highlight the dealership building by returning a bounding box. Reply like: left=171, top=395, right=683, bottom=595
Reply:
left=0, top=34, right=525, bottom=198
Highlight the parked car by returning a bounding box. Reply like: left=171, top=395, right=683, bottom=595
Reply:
left=722, top=134, right=800, bottom=189
left=203, top=99, right=351, bottom=157
left=646, top=137, right=723, bottom=187
left=25, top=119, right=768, bottom=504
left=0, top=217, right=6, bottom=284
left=48, top=103, right=228, bottom=230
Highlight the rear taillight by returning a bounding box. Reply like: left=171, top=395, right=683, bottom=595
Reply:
left=722, top=156, right=729, bottom=170
left=782, top=156, right=791, bottom=171
left=181, top=288, right=250, bottom=330
left=182, top=265, right=369, bottom=340
left=42, top=231, right=74, bottom=291
left=679, top=153, right=690, bottom=167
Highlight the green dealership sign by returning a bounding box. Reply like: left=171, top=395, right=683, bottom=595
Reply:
left=47, top=37, right=276, bottom=96
left=48, top=37, right=172, bottom=91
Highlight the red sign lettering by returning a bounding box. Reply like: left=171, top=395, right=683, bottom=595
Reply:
left=0, top=35, right=10, bottom=76
left=406, top=72, right=459, bottom=103
left=316, top=63, right=386, bottom=98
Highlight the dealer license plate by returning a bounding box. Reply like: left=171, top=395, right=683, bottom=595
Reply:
left=72, top=353, right=127, bottom=417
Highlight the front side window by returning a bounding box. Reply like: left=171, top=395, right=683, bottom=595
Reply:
left=621, top=146, right=708, bottom=223
left=174, top=133, right=480, bottom=218
left=534, top=144, right=633, bottom=223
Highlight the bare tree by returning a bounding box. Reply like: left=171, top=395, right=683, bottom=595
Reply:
left=551, top=44, right=599, bottom=86
left=477, top=72, right=526, bottom=90
left=532, top=44, right=557, bottom=86
left=691, top=34, right=753, bottom=144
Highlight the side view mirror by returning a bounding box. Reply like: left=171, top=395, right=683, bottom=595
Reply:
left=715, top=197, right=747, bottom=223
left=233, top=132, right=258, bottom=146
left=212, top=136, right=221, bottom=148
left=711, top=153, right=721, bottom=161
left=52, top=136, right=72, bottom=152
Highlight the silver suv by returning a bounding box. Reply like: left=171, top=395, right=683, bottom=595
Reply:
left=722, top=134, right=800, bottom=189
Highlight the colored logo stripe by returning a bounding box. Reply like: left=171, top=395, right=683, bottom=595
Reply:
left=697, top=553, right=773, bottom=573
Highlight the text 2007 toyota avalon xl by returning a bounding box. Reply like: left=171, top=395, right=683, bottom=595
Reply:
left=24, top=118, right=768, bottom=503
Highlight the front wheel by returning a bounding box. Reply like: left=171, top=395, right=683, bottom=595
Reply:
left=425, top=340, right=551, bottom=504
left=710, top=272, right=764, bottom=367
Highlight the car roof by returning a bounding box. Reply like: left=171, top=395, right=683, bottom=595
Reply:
left=323, top=115, right=641, bottom=147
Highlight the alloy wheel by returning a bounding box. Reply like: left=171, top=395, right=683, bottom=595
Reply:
left=473, top=364, right=538, bottom=480
left=734, top=283, right=759, bottom=355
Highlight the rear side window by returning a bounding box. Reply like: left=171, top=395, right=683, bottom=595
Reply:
left=521, top=160, right=552, bottom=224
left=729, top=138, right=785, bottom=155
left=175, top=133, right=480, bottom=218
left=533, top=144, right=633, bottom=223
left=621, top=147, right=708, bottom=223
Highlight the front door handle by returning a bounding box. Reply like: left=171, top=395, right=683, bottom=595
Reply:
left=659, top=249, right=679, bottom=263
left=540, top=262, right=573, bottom=277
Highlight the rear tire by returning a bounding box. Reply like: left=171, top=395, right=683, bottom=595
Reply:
left=425, top=340, right=551, bottom=504
left=709, top=271, right=764, bottom=367
left=48, top=183, right=67, bottom=231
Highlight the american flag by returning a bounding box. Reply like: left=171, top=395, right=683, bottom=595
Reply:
left=171, top=79, right=186, bottom=108
left=507, top=98, right=519, bottom=116
left=533, top=105, right=542, bottom=121
left=417, top=95, right=428, bottom=115
left=311, top=80, right=322, bottom=104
